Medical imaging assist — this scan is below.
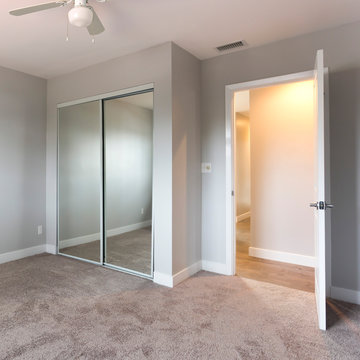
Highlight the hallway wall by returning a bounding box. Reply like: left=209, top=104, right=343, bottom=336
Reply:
left=235, top=113, right=251, bottom=217
left=249, top=80, right=315, bottom=258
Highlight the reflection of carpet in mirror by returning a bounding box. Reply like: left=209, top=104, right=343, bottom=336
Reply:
left=60, top=227, right=152, bottom=275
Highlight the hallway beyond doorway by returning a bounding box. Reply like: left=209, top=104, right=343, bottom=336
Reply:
left=236, top=219, right=315, bottom=293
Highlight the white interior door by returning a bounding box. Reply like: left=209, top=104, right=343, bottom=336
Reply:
left=312, top=49, right=329, bottom=331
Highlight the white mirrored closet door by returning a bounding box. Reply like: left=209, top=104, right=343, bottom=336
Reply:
left=57, top=88, right=154, bottom=278
left=104, top=91, right=154, bottom=276
left=58, top=101, right=102, bottom=264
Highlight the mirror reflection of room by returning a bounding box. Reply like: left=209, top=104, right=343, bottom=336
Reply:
left=57, top=90, right=154, bottom=277
left=104, top=92, right=153, bottom=275
left=58, top=101, right=102, bottom=263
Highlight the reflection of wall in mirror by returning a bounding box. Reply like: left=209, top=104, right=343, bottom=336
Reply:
left=105, top=99, right=153, bottom=233
left=58, top=101, right=101, bottom=242
left=58, top=99, right=153, bottom=245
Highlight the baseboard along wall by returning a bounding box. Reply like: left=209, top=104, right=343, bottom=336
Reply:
left=330, top=286, right=360, bottom=305
left=248, top=247, right=315, bottom=268
left=201, top=260, right=229, bottom=275
left=153, top=271, right=173, bottom=287
left=46, top=244, right=57, bottom=255
left=0, top=244, right=49, bottom=265
left=154, top=261, right=202, bottom=288
left=59, top=220, right=152, bottom=249
left=173, top=261, right=202, bottom=286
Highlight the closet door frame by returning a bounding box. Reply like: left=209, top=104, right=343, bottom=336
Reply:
left=56, top=83, right=155, bottom=279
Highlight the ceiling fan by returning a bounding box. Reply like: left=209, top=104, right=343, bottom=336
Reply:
left=9, top=0, right=106, bottom=36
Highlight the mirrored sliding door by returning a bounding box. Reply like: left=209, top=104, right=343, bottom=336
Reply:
left=58, top=101, right=102, bottom=263
left=104, top=91, right=153, bottom=276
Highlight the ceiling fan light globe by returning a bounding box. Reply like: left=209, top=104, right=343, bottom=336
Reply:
left=68, top=6, right=93, bottom=27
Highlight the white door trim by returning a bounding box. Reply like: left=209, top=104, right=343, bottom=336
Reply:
left=224, top=69, right=331, bottom=294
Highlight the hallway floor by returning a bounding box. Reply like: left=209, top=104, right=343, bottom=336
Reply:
left=236, top=218, right=315, bottom=292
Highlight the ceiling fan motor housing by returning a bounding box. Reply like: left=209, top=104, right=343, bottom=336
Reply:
left=74, top=0, right=88, bottom=6
left=69, top=0, right=93, bottom=27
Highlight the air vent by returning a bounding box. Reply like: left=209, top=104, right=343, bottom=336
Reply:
left=216, top=40, right=247, bottom=52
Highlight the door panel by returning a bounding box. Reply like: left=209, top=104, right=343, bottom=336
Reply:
left=58, top=101, right=102, bottom=263
left=104, top=91, right=154, bottom=276
left=313, top=49, right=327, bottom=330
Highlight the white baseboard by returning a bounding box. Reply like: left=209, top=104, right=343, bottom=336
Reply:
left=46, top=244, right=57, bottom=255
left=154, top=261, right=202, bottom=288
left=0, top=244, right=47, bottom=265
left=59, top=220, right=152, bottom=249
left=201, top=260, right=229, bottom=275
left=173, top=261, right=202, bottom=286
left=248, top=247, right=315, bottom=267
left=153, top=271, right=173, bottom=287
left=330, top=286, right=360, bottom=305
left=236, top=211, right=251, bottom=222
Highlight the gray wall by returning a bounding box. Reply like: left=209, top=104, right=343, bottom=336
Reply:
left=201, top=21, right=360, bottom=292
left=172, top=43, right=202, bottom=274
left=0, top=66, right=46, bottom=253
left=47, top=43, right=173, bottom=277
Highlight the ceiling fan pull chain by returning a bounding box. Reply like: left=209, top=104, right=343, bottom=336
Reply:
left=66, top=16, right=70, bottom=41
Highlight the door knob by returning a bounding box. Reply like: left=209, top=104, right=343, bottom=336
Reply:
left=310, top=202, right=319, bottom=209
left=325, top=202, right=334, bottom=209
left=309, top=201, right=334, bottom=210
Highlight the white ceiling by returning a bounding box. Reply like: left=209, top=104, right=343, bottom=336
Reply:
left=1, top=0, right=360, bottom=79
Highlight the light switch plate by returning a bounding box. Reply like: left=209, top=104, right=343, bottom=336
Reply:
left=201, top=162, right=212, bottom=173
left=37, top=225, right=43, bottom=235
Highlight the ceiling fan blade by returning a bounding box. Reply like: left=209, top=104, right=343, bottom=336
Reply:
left=87, top=8, right=105, bottom=35
left=9, top=1, right=66, bottom=16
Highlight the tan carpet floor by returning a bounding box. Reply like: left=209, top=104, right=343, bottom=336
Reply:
left=60, top=227, right=152, bottom=275
left=1, top=254, right=360, bottom=359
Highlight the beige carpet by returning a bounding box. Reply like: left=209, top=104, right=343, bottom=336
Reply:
left=61, top=227, right=152, bottom=275
left=1, top=254, right=360, bottom=359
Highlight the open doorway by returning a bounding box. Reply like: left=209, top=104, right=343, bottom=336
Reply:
left=225, top=51, right=330, bottom=330
left=234, top=80, right=315, bottom=293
